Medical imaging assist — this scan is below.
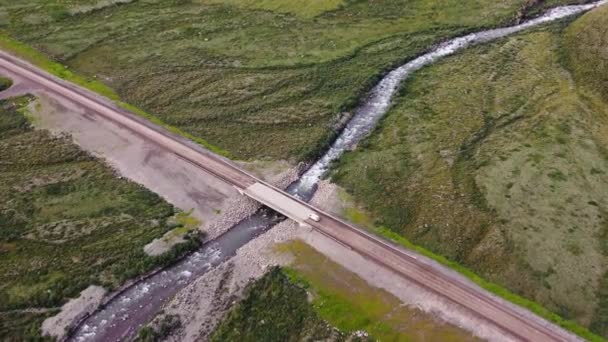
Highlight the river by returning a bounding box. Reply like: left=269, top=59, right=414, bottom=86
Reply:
left=69, top=1, right=607, bottom=340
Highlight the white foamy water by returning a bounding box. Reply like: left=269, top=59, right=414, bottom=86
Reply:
left=291, top=0, right=607, bottom=196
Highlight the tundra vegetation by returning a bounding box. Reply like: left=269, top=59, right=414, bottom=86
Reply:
left=332, top=8, right=608, bottom=338
left=212, top=241, right=477, bottom=341
left=0, top=76, right=11, bottom=91
left=0, top=0, right=584, bottom=161
left=0, top=97, right=199, bottom=340
left=136, top=314, right=183, bottom=342
left=0, top=0, right=605, bottom=340
left=210, top=267, right=342, bottom=342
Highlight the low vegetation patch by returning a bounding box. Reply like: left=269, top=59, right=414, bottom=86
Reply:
left=276, top=240, right=478, bottom=341
left=0, top=97, right=198, bottom=340
left=136, top=314, right=182, bottom=342
left=332, top=16, right=608, bottom=339
left=200, top=0, right=345, bottom=18
left=0, top=0, right=558, bottom=161
left=563, top=3, right=608, bottom=101
left=210, top=267, right=340, bottom=342
left=0, top=76, right=12, bottom=91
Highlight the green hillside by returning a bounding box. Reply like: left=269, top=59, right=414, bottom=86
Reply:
left=564, top=4, right=608, bottom=102
left=333, top=10, right=608, bottom=337
left=0, top=0, right=566, bottom=161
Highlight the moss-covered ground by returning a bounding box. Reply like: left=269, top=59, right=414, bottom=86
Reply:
left=0, top=97, right=198, bottom=340
left=0, top=0, right=581, bottom=161
left=212, top=241, right=479, bottom=341
left=210, top=267, right=342, bottom=342
left=274, top=240, right=478, bottom=341
left=332, top=8, right=608, bottom=338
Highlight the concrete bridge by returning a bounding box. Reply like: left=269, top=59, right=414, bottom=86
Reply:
left=237, top=183, right=317, bottom=226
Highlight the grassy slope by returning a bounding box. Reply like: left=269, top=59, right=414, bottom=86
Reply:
left=202, top=0, right=346, bottom=18
left=276, top=241, right=479, bottom=341
left=210, top=267, right=341, bottom=342
left=0, top=0, right=540, bottom=161
left=563, top=5, right=608, bottom=336
left=0, top=97, right=198, bottom=340
left=332, top=11, right=608, bottom=338
left=521, top=0, right=600, bottom=18
left=564, top=3, right=608, bottom=101
left=213, top=241, right=478, bottom=341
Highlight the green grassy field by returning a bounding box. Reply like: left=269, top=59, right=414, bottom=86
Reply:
left=0, top=96, right=199, bottom=340
left=212, top=241, right=478, bottom=341
left=563, top=6, right=608, bottom=337
left=332, top=9, right=608, bottom=338
left=210, top=267, right=342, bottom=342
left=274, top=241, right=479, bottom=341
left=202, top=0, right=346, bottom=18
left=564, top=3, right=608, bottom=102
left=0, top=0, right=574, bottom=162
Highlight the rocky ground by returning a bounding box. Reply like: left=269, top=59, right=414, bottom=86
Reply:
left=202, top=162, right=301, bottom=241
left=153, top=220, right=298, bottom=341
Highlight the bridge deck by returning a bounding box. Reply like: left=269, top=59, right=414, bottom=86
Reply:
left=244, top=183, right=315, bottom=225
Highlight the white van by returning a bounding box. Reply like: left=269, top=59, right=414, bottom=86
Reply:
left=308, top=213, right=321, bottom=222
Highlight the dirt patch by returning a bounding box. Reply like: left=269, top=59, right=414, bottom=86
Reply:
left=41, top=285, right=106, bottom=340
left=307, top=180, right=347, bottom=216
left=30, top=93, right=237, bottom=225
left=0, top=73, right=40, bottom=100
